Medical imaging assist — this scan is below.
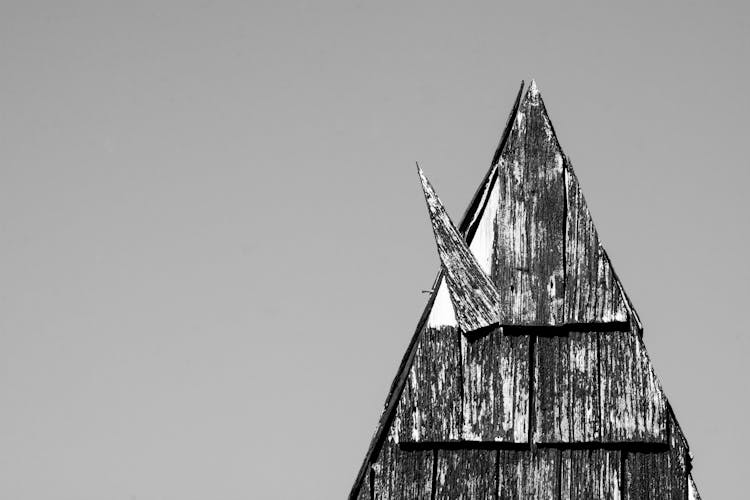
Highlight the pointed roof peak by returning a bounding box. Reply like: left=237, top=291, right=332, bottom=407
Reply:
left=526, top=78, right=542, bottom=104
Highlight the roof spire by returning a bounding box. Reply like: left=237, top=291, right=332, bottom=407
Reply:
left=416, top=163, right=499, bottom=335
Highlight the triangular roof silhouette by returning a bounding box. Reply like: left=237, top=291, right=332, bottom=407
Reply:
left=350, top=81, right=700, bottom=499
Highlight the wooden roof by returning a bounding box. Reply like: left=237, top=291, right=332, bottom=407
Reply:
left=349, top=82, right=699, bottom=499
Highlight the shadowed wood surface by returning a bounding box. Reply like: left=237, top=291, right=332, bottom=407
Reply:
left=497, top=448, right=560, bottom=499
left=372, top=441, right=433, bottom=500
left=435, top=449, right=496, bottom=500
left=462, top=329, right=529, bottom=442
left=394, top=326, right=462, bottom=442
left=534, top=331, right=600, bottom=443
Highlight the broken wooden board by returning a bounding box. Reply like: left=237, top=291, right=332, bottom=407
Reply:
left=418, top=165, right=499, bottom=334
left=497, top=448, right=560, bottom=499
left=534, top=331, right=600, bottom=443
left=599, top=330, right=667, bottom=442
left=462, top=329, right=530, bottom=442
left=564, top=165, right=628, bottom=324
left=560, top=449, right=621, bottom=500
left=372, top=441, right=433, bottom=499
left=393, top=325, right=462, bottom=442
left=494, top=81, right=565, bottom=325
left=435, top=449, right=496, bottom=499
left=467, top=165, right=500, bottom=276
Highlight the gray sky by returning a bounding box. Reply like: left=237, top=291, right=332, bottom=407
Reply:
left=0, top=2, right=747, bottom=498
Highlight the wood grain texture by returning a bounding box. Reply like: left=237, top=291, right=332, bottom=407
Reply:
left=497, top=448, right=560, bottom=499
left=355, top=466, right=372, bottom=500
left=418, top=166, right=499, bottom=334
left=393, top=325, right=462, bottom=442
left=494, top=82, right=565, bottom=326
left=561, top=449, right=621, bottom=500
left=462, top=329, right=530, bottom=442
left=624, top=452, right=671, bottom=499
left=668, top=414, right=689, bottom=500
left=600, top=331, right=667, bottom=442
left=564, top=166, right=628, bottom=323
left=534, top=332, right=600, bottom=443
left=435, top=449, right=496, bottom=500
left=372, top=441, right=433, bottom=500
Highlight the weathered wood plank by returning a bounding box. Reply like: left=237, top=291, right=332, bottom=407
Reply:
left=564, top=166, right=628, bottom=323
left=668, top=413, right=689, bottom=500
left=560, top=449, right=620, bottom=500
left=497, top=448, right=560, bottom=499
left=624, top=452, right=671, bottom=499
left=569, top=332, right=601, bottom=442
left=534, top=332, right=600, bottom=443
left=372, top=441, right=433, bottom=500
left=394, top=325, right=462, bottom=442
left=355, top=465, right=372, bottom=500
left=494, top=81, right=565, bottom=325
left=599, top=331, right=667, bottom=442
left=624, top=416, right=689, bottom=499
left=534, top=334, right=571, bottom=442
left=435, top=449, right=496, bottom=500
left=418, top=165, right=499, bottom=334
left=462, top=329, right=530, bottom=442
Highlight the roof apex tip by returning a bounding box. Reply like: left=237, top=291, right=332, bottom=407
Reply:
left=528, top=79, right=539, bottom=97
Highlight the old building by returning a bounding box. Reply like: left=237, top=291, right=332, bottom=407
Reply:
left=349, top=81, right=701, bottom=499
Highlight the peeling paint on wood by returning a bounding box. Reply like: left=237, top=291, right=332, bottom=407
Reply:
left=600, top=330, right=667, bottom=442
left=418, top=165, right=499, bottom=334
left=494, top=83, right=565, bottom=325
left=561, top=449, right=620, bottom=500
left=497, top=448, right=561, bottom=499
left=564, top=166, right=628, bottom=323
left=372, top=441, right=433, bottom=499
left=534, top=331, right=600, bottom=443
left=435, top=449, right=496, bottom=500
left=394, top=326, right=462, bottom=442
left=462, top=329, right=529, bottom=442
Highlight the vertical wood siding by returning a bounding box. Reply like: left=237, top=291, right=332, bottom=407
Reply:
left=462, top=329, right=530, bottom=442
left=434, top=449, right=496, bottom=500
left=497, top=448, right=561, bottom=499
left=372, top=441, right=433, bottom=500
left=560, top=449, right=621, bottom=500
left=534, top=332, right=600, bottom=443
left=600, top=331, right=667, bottom=442
left=394, top=326, right=462, bottom=442
left=564, top=166, right=628, bottom=323
left=494, top=84, right=565, bottom=325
